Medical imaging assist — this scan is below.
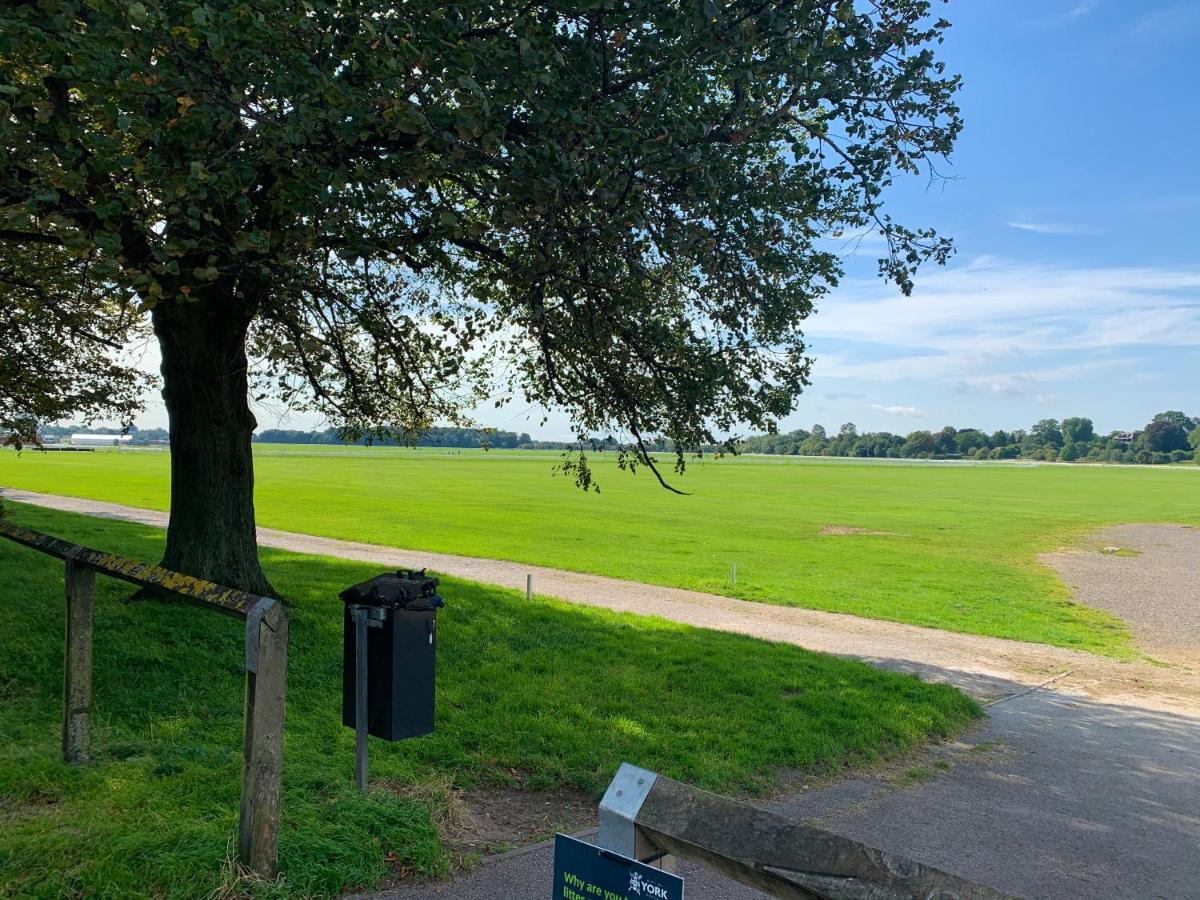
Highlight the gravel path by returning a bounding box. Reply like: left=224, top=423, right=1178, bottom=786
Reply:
left=1043, top=524, right=1200, bottom=664
left=5, top=487, right=1197, bottom=714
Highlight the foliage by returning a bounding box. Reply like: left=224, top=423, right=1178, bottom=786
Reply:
left=1142, top=411, right=1196, bottom=454
left=0, top=446, right=1166, bottom=655
left=0, top=0, right=962, bottom=486
left=0, top=502, right=978, bottom=897
left=1060, top=416, right=1094, bottom=445
left=253, top=425, right=533, bottom=449
left=0, top=243, right=148, bottom=442
left=739, top=411, right=1196, bottom=466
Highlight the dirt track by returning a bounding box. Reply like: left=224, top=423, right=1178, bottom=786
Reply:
left=5, top=487, right=1197, bottom=715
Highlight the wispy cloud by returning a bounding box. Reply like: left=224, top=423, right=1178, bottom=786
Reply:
left=869, top=404, right=926, bottom=418
left=1032, top=1, right=1099, bottom=27
left=1133, top=3, right=1200, bottom=40
left=808, top=257, right=1200, bottom=387
left=1007, top=221, right=1096, bottom=235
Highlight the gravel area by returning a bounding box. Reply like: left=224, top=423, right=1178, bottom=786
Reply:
left=1043, top=524, right=1200, bottom=664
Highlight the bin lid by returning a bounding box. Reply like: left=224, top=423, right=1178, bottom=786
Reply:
left=339, top=570, right=444, bottom=611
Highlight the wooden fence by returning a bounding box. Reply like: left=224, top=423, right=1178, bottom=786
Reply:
left=0, top=518, right=290, bottom=878
left=598, top=763, right=1017, bottom=900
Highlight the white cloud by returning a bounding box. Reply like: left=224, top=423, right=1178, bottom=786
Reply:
left=1007, top=221, right=1094, bottom=235
left=869, top=404, right=926, bottom=418
left=1032, top=1, right=1099, bottom=27
left=807, top=256, right=1200, bottom=389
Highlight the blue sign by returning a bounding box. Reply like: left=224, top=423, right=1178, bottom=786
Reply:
left=552, top=833, right=684, bottom=900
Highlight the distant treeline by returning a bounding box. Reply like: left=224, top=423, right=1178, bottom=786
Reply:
left=35, top=412, right=1200, bottom=466
left=253, top=426, right=535, bottom=449
left=251, top=427, right=681, bottom=452
left=739, top=412, right=1200, bottom=465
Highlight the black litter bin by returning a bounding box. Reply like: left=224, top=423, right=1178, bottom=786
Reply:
left=340, top=570, right=443, bottom=741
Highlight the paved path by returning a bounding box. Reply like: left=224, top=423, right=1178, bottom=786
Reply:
left=4, top=488, right=1197, bottom=714
left=370, top=688, right=1200, bottom=900
left=6, top=488, right=1200, bottom=898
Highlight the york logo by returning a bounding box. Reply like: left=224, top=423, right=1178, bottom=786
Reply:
left=628, top=871, right=670, bottom=899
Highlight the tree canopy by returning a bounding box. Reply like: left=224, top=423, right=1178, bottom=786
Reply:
left=2, top=0, right=961, bottom=588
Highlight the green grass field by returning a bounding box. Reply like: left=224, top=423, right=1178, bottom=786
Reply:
left=3, top=446, right=1198, bottom=654
left=0, top=503, right=977, bottom=898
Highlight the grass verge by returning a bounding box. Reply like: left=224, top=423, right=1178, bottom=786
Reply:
left=1, top=448, right=1182, bottom=655
left=0, top=504, right=978, bottom=898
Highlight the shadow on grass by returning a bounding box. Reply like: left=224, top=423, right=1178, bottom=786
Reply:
left=0, top=504, right=978, bottom=898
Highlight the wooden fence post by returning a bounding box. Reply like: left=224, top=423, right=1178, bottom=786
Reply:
left=63, top=557, right=95, bottom=764
left=238, top=602, right=289, bottom=878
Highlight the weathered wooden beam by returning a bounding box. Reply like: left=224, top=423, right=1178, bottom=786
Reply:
left=62, top=557, right=95, bottom=764
left=238, top=602, right=289, bottom=878
left=0, top=519, right=259, bottom=617
left=605, top=765, right=1017, bottom=900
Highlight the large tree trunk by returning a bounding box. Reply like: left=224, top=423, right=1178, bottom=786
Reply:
left=153, top=297, right=274, bottom=595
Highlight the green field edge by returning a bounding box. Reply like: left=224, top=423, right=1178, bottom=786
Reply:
left=0, top=480, right=1140, bottom=660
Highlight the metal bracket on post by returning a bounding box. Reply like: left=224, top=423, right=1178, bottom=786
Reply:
left=245, top=597, right=277, bottom=674
left=352, top=605, right=369, bottom=792
left=599, top=763, right=669, bottom=869
left=350, top=604, right=387, bottom=792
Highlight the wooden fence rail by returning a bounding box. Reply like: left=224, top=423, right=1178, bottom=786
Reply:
left=0, top=518, right=289, bottom=878
left=598, top=763, right=1018, bottom=900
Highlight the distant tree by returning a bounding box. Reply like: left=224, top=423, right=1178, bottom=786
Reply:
left=1060, top=440, right=1079, bottom=462
left=1060, top=417, right=1094, bottom=445
left=902, top=430, right=935, bottom=457
left=990, top=429, right=1011, bottom=447
left=954, top=428, right=987, bottom=455
left=1030, top=419, right=1064, bottom=449
left=1143, top=412, right=1195, bottom=453
left=1189, top=426, right=1200, bottom=464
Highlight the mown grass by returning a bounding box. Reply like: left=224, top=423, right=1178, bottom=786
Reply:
left=0, top=504, right=978, bottom=898
left=3, top=448, right=1194, bottom=654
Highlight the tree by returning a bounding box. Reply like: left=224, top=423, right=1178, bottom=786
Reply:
left=954, top=428, right=987, bottom=455
left=1143, top=411, right=1195, bottom=454
left=1, top=242, right=147, bottom=444
left=1030, top=419, right=1063, bottom=450
left=1060, top=416, right=1094, bottom=445
left=2, top=2, right=960, bottom=591
left=902, top=430, right=935, bottom=457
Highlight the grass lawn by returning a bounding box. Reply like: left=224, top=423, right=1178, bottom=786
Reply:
left=0, top=503, right=978, bottom=899
left=3, top=448, right=1197, bottom=654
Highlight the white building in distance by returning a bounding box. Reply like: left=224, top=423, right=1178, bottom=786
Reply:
left=69, top=434, right=133, bottom=447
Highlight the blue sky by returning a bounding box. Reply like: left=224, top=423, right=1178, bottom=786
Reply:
left=783, top=0, right=1200, bottom=437
left=129, top=1, right=1199, bottom=439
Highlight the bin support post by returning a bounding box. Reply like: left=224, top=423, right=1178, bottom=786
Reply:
left=63, top=557, right=95, bottom=764
left=352, top=605, right=369, bottom=792
left=239, top=602, right=289, bottom=878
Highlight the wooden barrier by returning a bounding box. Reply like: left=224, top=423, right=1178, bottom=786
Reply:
left=598, top=763, right=1017, bottom=900
left=0, top=518, right=289, bottom=878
